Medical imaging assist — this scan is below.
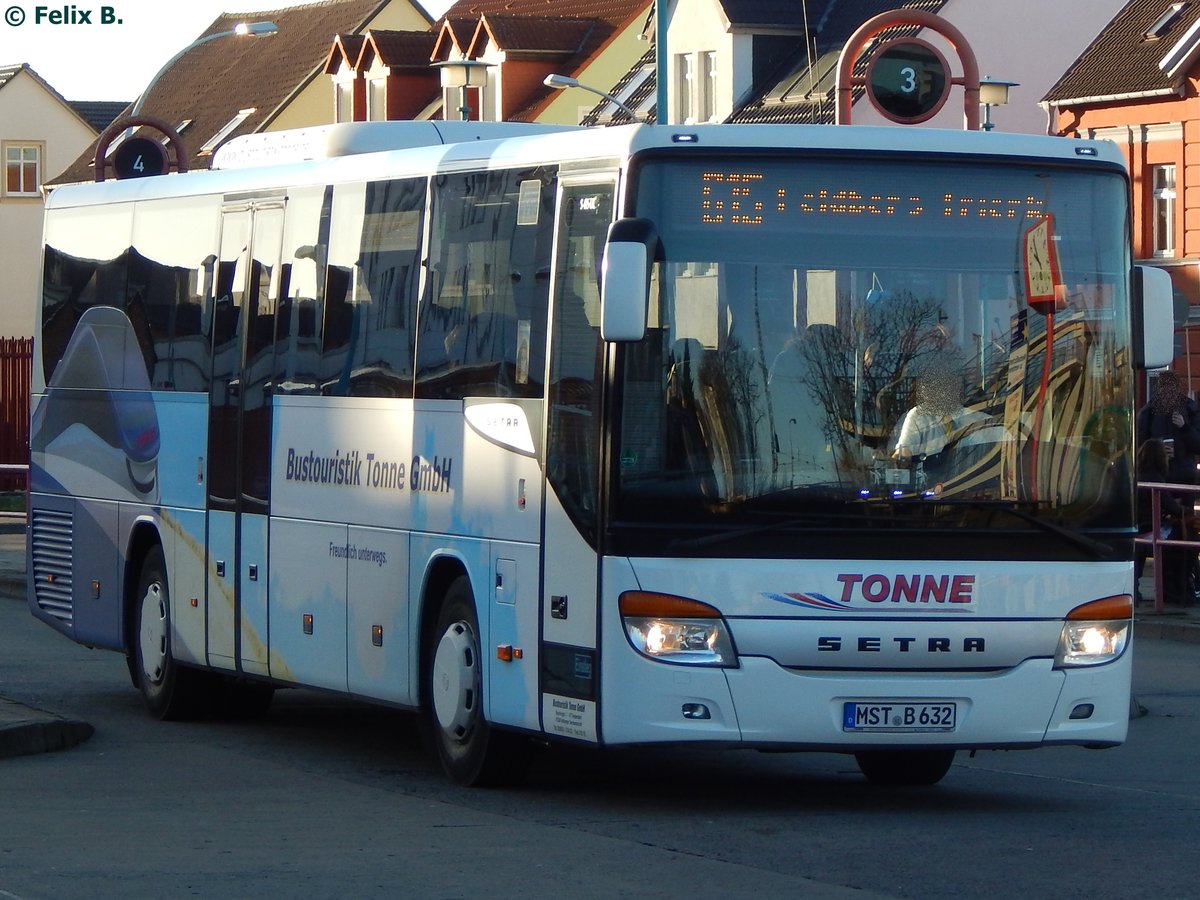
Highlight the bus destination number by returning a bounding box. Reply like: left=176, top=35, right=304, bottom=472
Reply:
left=113, top=137, right=168, bottom=179
left=843, top=701, right=957, bottom=732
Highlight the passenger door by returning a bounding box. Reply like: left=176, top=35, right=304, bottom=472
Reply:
left=539, top=179, right=615, bottom=743
left=206, top=200, right=284, bottom=675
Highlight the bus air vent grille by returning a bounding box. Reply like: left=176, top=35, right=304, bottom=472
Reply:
left=31, top=508, right=74, bottom=623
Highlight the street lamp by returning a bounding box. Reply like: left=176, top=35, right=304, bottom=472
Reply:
left=131, top=21, right=278, bottom=118
left=434, top=59, right=492, bottom=121
left=979, top=76, right=1017, bottom=132
left=543, top=73, right=640, bottom=122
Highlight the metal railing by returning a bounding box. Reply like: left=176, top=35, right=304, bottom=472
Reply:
left=1, top=337, right=32, bottom=492
left=1135, top=481, right=1200, bottom=612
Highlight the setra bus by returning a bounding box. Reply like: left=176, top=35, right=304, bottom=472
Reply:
left=27, top=120, right=1173, bottom=786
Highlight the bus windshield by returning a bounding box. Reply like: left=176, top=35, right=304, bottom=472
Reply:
left=613, top=154, right=1134, bottom=556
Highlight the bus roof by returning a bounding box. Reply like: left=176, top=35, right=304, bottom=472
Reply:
left=47, top=122, right=1126, bottom=210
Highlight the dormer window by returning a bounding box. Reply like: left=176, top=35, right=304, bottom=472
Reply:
left=336, top=79, right=355, bottom=122
left=367, top=77, right=388, bottom=121
left=200, top=109, right=255, bottom=155
left=1145, top=2, right=1188, bottom=40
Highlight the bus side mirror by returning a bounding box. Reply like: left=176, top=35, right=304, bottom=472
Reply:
left=1134, top=264, right=1174, bottom=370
left=600, top=218, right=658, bottom=342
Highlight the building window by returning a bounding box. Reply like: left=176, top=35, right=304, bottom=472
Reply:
left=4, top=144, right=41, bottom=196
left=699, top=51, right=718, bottom=123
left=368, top=78, right=387, bottom=121
left=335, top=79, right=355, bottom=122
left=676, top=53, right=694, bottom=124
left=1153, top=164, right=1176, bottom=257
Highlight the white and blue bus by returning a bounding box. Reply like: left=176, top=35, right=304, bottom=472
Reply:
left=28, top=120, right=1172, bottom=786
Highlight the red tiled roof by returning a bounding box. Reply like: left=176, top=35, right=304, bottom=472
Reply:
left=442, top=0, right=644, bottom=26
left=431, top=18, right=479, bottom=60
left=1044, top=0, right=1200, bottom=104
left=468, top=14, right=602, bottom=56
left=361, top=30, right=439, bottom=68
left=323, top=33, right=368, bottom=73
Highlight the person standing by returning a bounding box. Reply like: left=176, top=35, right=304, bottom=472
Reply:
left=1137, top=372, right=1200, bottom=485
left=1136, top=372, right=1200, bottom=604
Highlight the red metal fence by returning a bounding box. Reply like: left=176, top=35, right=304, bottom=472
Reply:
left=0, top=337, right=32, bottom=491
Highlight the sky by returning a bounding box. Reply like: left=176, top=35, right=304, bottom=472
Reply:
left=1, top=0, right=451, bottom=101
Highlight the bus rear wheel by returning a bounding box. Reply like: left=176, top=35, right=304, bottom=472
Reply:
left=134, top=545, right=206, bottom=720
left=854, top=749, right=956, bottom=786
left=423, top=576, right=530, bottom=787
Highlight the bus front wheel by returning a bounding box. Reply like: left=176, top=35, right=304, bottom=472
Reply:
left=854, top=749, right=956, bottom=786
left=134, top=545, right=206, bottom=720
left=423, top=576, right=530, bottom=786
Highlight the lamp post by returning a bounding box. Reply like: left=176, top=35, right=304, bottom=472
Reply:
left=979, top=76, right=1017, bottom=132
left=131, top=21, right=278, bottom=118
left=543, top=73, right=640, bottom=122
left=434, top=59, right=492, bottom=121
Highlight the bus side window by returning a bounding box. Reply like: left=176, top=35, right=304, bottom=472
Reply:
left=40, top=204, right=133, bottom=384
left=344, top=177, right=424, bottom=397
left=417, top=167, right=555, bottom=400
left=128, top=195, right=220, bottom=392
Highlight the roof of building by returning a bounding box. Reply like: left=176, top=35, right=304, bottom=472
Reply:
left=1044, top=0, right=1200, bottom=104
left=467, top=14, right=603, bottom=57
left=52, top=0, right=396, bottom=184
left=324, top=33, right=368, bottom=72
left=714, top=0, right=826, bottom=30
left=0, top=62, right=74, bottom=107
left=442, top=0, right=644, bottom=21
left=360, top=29, right=439, bottom=69
left=425, top=0, right=648, bottom=121
left=69, top=101, right=130, bottom=132
left=0, top=62, right=112, bottom=133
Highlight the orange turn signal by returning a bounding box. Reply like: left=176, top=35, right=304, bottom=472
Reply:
left=1067, top=594, right=1133, bottom=621
left=618, top=591, right=721, bottom=618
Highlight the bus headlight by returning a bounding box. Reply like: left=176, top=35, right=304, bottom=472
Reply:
left=619, top=591, right=736, bottom=667
left=1054, top=595, right=1132, bottom=668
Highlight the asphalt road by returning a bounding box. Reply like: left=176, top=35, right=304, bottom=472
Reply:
left=2, top=579, right=1199, bottom=900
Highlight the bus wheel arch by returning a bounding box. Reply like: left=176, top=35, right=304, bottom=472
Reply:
left=419, top=562, right=530, bottom=786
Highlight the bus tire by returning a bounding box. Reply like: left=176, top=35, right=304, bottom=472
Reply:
left=423, top=575, right=530, bottom=787
left=134, top=545, right=207, bottom=721
left=854, top=749, right=956, bottom=786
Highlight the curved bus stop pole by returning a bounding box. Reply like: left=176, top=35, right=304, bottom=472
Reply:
left=835, top=8, right=981, bottom=129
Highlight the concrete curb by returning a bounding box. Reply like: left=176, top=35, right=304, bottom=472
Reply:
left=0, top=699, right=93, bottom=759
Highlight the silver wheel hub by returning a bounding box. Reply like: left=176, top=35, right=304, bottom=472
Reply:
left=138, top=582, right=168, bottom=685
left=431, top=621, right=478, bottom=742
